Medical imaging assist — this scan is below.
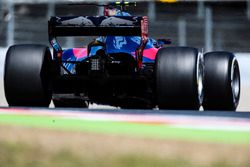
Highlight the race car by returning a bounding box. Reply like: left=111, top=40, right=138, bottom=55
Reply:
left=4, top=1, right=240, bottom=110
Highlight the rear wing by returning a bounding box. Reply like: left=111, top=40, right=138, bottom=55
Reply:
left=48, top=16, right=144, bottom=36
left=49, top=15, right=148, bottom=70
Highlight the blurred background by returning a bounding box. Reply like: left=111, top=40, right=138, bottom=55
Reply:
left=0, top=0, right=249, bottom=110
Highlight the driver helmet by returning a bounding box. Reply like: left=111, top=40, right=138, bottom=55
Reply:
left=107, top=7, right=131, bottom=16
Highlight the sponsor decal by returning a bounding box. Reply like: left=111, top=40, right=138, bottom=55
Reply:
left=113, top=36, right=127, bottom=49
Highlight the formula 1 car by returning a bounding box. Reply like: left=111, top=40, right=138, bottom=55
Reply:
left=4, top=1, right=240, bottom=110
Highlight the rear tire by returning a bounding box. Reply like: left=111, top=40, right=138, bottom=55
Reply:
left=203, top=52, right=240, bottom=111
left=4, top=44, right=52, bottom=107
left=156, top=47, right=203, bottom=110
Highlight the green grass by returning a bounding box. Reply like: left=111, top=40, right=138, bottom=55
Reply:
left=0, top=114, right=250, bottom=145
left=0, top=141, right=244, bottom=167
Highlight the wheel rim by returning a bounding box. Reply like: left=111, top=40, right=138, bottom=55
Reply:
left=231, top=58, right=240, bottom=105
left=197, top=52, right=204, bottom=105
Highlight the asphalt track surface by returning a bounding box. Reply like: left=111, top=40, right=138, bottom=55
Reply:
left=61, top=107, right=249, bottom=118
left=66, top=108, right=250, bottom=118
left=2, top=106, right=250, bottom=118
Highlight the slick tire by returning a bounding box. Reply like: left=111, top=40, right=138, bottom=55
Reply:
left=203, top=52, right=240, bottom=111
left=156, top=47, right=204, bottom=110
left=4, top=44, right=52, bottom=107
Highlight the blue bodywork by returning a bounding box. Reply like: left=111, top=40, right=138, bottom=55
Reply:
left=62, top=36, right=159, bottom=73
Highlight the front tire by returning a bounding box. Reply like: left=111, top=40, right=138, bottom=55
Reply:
left=203, top=52, right=240, bottom=111
left=4, top=44, right=52, bottom=107
left=156, top=47, right=204, bottom=110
